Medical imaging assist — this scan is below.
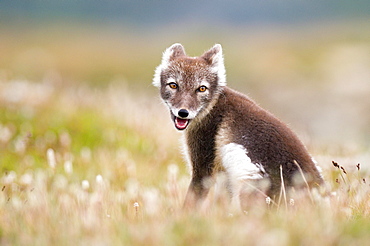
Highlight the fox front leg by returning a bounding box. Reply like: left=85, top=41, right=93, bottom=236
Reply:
left=183, top=176, right=212, bottom=209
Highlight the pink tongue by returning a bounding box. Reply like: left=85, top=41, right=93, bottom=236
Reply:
left=175, top=117, right=189, bottom=130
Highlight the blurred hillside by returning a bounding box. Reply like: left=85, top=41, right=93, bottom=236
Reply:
left=1, top=0, right=370, bottom=26
left=1, top=1, right=370, bottom=151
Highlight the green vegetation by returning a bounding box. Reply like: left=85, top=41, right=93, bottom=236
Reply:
left=1, top=23, right=370, bottom=245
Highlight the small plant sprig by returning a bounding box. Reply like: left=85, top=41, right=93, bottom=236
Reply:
left=134, top=202, right=139, bottom=218
left=355, top=163, right=367, bottom=184
left=332, top=160, right=369, bottom=196
left=332, top=161, right=347, bottom=185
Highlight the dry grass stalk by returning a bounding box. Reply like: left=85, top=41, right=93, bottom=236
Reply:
left=279, top=165, right=288, bottom=210
left=293, top=160, right=314, bottom=204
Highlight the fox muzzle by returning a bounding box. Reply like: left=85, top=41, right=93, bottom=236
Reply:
left=178, top=109, right=189, bottom=118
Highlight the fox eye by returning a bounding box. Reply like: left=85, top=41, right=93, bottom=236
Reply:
left=168, top=82, right=178, bottom=89
left=198, top=86, right=207, bottom=92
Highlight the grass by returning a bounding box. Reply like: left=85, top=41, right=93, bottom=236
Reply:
left=1, top=22, right=370, bottom=245
left=0, top=78, right=369, bottom=246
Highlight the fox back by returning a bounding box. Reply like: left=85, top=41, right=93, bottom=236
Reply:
left=153, top=43, right=324, bottom=208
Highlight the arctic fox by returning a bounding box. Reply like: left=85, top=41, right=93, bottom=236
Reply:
left=153, top=43, right=324, bottom=208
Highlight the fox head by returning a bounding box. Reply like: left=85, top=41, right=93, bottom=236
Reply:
left=153, top=43, right=226, bottom=130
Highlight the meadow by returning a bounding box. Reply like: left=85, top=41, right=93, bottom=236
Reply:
left=1, top=23, right=370, bottom=245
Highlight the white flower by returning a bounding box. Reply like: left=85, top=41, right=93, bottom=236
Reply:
left=81, top=180, right=90, bottom=190
left=47, top=148, right=56, bottom=168
left=2, top=171, right=17, bottom=184
left=64, top=160, right=73, bottom=174
left=96, top=174, right=103, bottom=184
left=20, top=173, right=33, bottom=185
left=266, top=196, right=271, bottom=205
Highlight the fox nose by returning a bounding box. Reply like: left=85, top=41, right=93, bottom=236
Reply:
left=178, top=109, right=189, bottom=118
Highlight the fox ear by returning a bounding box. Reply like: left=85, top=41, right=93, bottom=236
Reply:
left=201, top=44, right=226, bottom=86
left=153, top=43, right=186, bottom=87
left=162, top=43, right=186, bottom=62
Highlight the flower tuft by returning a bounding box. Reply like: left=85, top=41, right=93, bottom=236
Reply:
left=47, top=148, right=56, bottom=169
left=64, top=160, right=73, bottom=174
left=266, top=196, right=271, bottom=205
left=81, top=180, right=90, bottom=190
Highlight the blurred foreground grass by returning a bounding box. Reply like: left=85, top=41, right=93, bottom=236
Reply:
left=1, top=23, right=370, bottom=245
left=0, top=76, right=369, bottom=245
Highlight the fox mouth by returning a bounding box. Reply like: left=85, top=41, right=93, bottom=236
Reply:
left=174, top=117, right=190, bottom=130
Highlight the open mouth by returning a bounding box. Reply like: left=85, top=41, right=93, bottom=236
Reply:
left=174, top=117, right=190, bottom=130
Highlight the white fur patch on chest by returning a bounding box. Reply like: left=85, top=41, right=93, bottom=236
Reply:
left=220, top=143, right=264, bottom=180
left=180, top=134, right=193, bottom=175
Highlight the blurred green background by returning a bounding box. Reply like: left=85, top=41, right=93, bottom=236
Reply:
left=1, top=0, right=370, bottom=150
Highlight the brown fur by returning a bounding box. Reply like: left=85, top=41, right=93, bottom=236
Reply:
left=184, top=87, right=324, bottom=206
left=153, top=44, right=324, bottom=208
